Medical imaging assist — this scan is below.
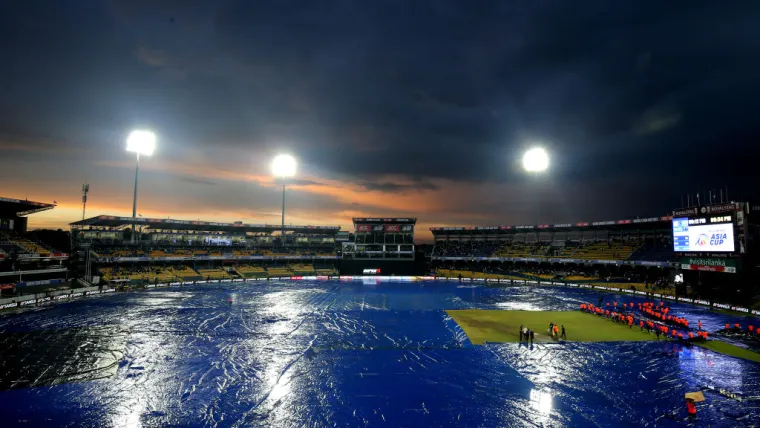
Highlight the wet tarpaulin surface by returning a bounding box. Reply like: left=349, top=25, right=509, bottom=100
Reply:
left=0, top=281, right=758, bottom=427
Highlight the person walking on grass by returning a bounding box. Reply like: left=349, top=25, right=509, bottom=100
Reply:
left=519, top=325, right=524, bottom=342
left=530, top=329, right=535, bottom=344
left=561, top=325, right=566, bottom=339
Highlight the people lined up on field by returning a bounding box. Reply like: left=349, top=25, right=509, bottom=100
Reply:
left=579, top=302, right=709, bottom=344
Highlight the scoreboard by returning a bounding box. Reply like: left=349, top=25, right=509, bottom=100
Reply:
left=343, top=218, right=416, bottom=260
left=672, top=202, right=747, bottom=273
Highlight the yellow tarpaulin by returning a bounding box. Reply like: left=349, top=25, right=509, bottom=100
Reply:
left=685, top=391, right=705, bottom=402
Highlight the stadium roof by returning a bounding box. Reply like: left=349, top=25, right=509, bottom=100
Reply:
left=70, top=215, right=340, bottom=234
left=0, top=196, right=56, bottom=217
left=430, top=215, right=673, bottom=235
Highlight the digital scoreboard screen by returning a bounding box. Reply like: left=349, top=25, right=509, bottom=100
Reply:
left=672, top=216, right=735, bottom=252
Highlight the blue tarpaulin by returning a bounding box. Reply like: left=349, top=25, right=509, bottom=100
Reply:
left=0, top=280, right=758, bottom=426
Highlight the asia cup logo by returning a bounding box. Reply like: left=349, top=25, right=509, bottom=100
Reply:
left=695, top=234, right=710, bottom=247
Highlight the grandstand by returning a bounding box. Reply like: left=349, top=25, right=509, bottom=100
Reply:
left=0, top=197, right=69, bottom=294
left=431, top=216, right=677, bottom=266
left=70, top=215, right=341, bottom=286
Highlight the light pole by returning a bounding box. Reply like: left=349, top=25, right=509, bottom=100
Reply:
left=126, top=130, right=156, bottom=244
left=522, top=147, right=549, bottom=223
left=270, top=154, right=297, bottom=246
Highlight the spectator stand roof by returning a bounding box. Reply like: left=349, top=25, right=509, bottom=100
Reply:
left=353, top=217, right=417, bottom=224
left=70, top=215, right=341, bottom=234
left=430, top=215, right=673, bottom=236
left=0, top=196, right=56, bottom=217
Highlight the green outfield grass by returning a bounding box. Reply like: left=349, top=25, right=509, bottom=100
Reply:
left=695, top=341, right=760, bottom=363
left=446, top=310, right=657, bottom=345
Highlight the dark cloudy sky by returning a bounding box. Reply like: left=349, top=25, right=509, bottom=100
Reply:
left=1, top=1, right=759, bottom=240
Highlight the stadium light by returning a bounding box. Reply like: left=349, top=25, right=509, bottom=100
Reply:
left=271, top=154, right=297, bottom=244
left=126, top=130, right=157, bottom=243
left=522, top=147, right=549, bottom=173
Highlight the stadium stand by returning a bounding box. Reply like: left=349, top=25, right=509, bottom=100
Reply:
left=266, top=266, right=292, bottom=277
left=70, top=215, right=341, bottom=286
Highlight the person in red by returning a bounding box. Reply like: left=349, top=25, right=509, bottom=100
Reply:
left=698, top=320, right=702, bottom=331
left=686, top=398, right=697, bottom=419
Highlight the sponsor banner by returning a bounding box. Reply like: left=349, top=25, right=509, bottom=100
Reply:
left=157, top=283, right=168, bottom=287
left=513, top=280, right=525, bottom=284
left=486, top=278, right=499, bottom=282
left=53, top=294, right=69, bottom=301
left=316, top=276, right=329, bottom=280
left=16, top=279, right=63, bottom=287
left=102, top=288, right=115, bottom=293
left=255, top=277, right=267, bottom=281
left=473, top=278, right=486, bottom=282
left=633, top=217, right=661, bottom=224
left=384, top=224, right=401, bottom=232
left=681, top=264, right=737, bottom=273
left=623, top=289, right=634, bottom=293
left=356, top=224, right=371, bottom=232
left=0, top=302, right=19, bottom=310
left=71, top=292, right=83, bottom=298
left=677, top=297, right=694, bottom=303
left=713, top=302, right=731, bottom=310
left=681, top=257, right=736, bottom=267
left=37, top=297, right=52, bottom=304
left=594, top=260, right=619, bottom=265
left=170, top=282, right=182, bottom=286
left=673, top=207, right=698, bottom=217
left=290, top=276, right=304, bottom=280
left=703, top=202, right=741, bottom=214
left=303, top=276, right=317, bottom=280
left=21, top=299, right=36, bottom=306
left=339, top=276, right=354, bottom=280
left=635, top=291, right=647, bottom=295
left=653, top=294, right=662, bottom=298
left=731, top=306, right=750, bottom=313
left=146, top=284, right=156, bottom=288
left=694, top=299, right=710, bottom=306
left=753, top=310, right=760, bottom=316
left=233, top=279, right=245, bottom=282
left=634, top=261, right=664, bottom=266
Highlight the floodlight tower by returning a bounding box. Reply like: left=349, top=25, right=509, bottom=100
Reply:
left=522, top=147, right=550, bottom=223
left=270, top=154, right=297, bottom=246
left=126, top=130, right=156, bottom=244
left=81, top=183, right=89, bottom=220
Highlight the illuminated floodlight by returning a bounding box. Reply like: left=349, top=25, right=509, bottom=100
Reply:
left=271, top=154, right=297, bottom=178
left=126, top=130, right=157, bottom=156
left=522, top=147, right=549, bottom=173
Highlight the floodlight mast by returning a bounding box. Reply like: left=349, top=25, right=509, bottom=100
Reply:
left=521, top=146, right=550, bottom=223
left=126, top=130, right=156, bottom=244
left=270, top=154, right=297, bottom=246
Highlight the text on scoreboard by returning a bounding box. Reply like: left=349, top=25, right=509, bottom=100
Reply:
left=672, top=217, right=735, bottom=252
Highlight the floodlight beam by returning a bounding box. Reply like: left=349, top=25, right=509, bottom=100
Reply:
left=126, top=130, right=156, bottom=243
left=270, top=154, right=298, bottom=245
